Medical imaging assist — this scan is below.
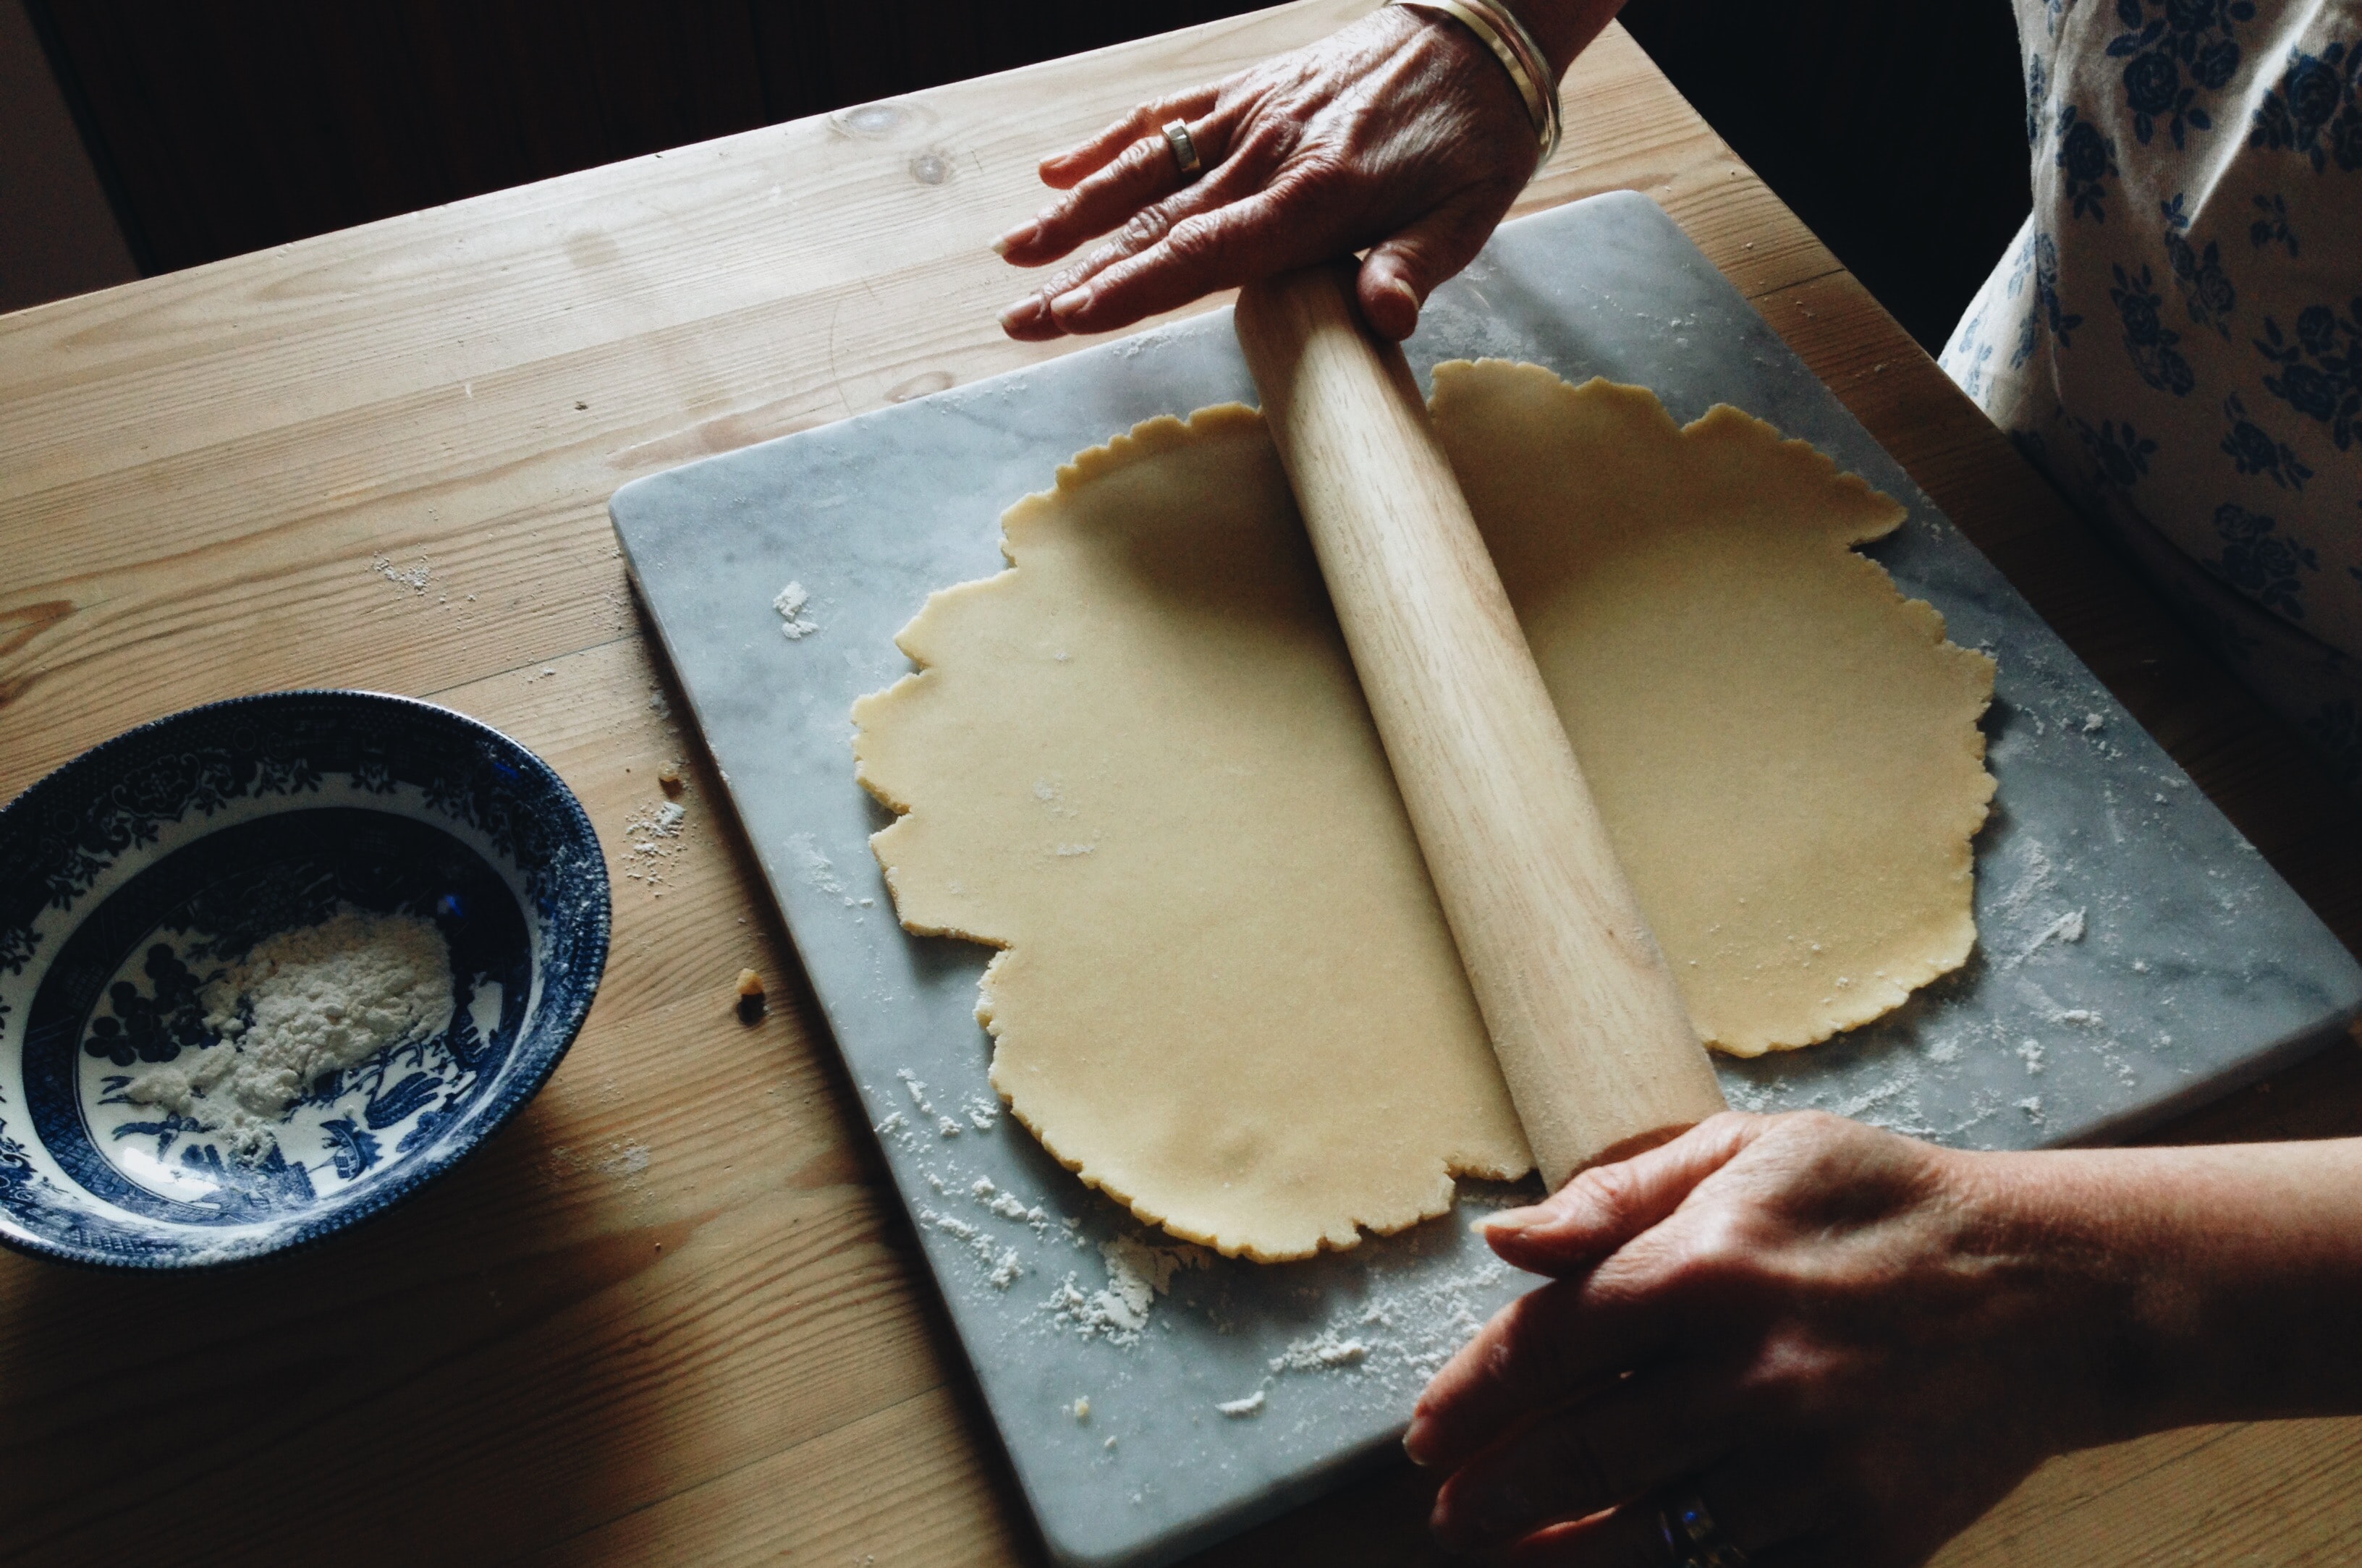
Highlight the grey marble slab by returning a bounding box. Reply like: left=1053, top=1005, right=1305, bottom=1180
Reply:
left=608, top=192, right=2362, bottom=1568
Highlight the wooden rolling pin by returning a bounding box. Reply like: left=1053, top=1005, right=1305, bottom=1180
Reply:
left=1235, top=262, right=1726, bottom=1189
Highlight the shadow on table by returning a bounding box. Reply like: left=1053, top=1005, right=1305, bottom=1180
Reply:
left=0, top=1104, right=686, bottom=1564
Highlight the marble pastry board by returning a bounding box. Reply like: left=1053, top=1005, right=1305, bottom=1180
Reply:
left=608, top=192, right=2362, bottom=1568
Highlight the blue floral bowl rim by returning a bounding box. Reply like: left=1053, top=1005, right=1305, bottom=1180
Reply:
left=0, top=688, right=612, bottom=1271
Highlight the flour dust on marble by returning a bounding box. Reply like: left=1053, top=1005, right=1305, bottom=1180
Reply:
left=869, top=1071, right=1531, bottom=1431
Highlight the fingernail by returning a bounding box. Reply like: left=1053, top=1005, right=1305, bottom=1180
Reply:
left=1402, top=1420, right=1434, bottom=1467
left=1049, top=287, right=1092, bottom=320
left=1477, top=1204, right=1549, bottom=1237
left=992, top=222, right=1036, bottom=257
left=998, top=298, right=1039, bottom=332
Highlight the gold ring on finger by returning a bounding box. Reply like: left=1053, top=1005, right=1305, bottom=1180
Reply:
left=1161, top=119, right=1202, bottom=180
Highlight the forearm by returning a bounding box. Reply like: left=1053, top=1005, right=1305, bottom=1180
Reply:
left=1973, top=1137, right=2362, bottom=1441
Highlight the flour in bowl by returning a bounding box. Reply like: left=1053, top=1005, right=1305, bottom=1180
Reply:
left=121, top=906, right=454, bottom=1159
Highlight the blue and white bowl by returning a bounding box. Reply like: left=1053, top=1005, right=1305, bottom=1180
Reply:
left=0, top=691, right=611, bottom=1268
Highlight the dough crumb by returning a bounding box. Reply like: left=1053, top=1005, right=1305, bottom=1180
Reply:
left=1216, top=1391, right=1266, bottom=1417
left=774, top=580, right=821, bottom=640
left=735, top=967, right=766, bottom=1023
left=1072, top=1397, right=1091, bottom=1422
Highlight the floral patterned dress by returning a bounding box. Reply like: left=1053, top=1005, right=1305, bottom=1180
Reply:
left=1941, top=0, right=2362, bottom=786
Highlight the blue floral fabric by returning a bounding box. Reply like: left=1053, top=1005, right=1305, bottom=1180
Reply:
left=1942, top=0, right=2362, bottom=788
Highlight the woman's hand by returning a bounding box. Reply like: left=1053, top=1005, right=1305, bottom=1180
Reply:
left=1407, top=1112, right=2143, bottom=1567
left=996, top=6, right=1571, bottom=344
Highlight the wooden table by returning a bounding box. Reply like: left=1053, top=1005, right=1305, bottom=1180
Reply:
left=5, top=3, right=2361, bottom=1561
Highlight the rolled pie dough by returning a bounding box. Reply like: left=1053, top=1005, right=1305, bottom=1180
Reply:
left=852, top=363, right=1994, bottom=1260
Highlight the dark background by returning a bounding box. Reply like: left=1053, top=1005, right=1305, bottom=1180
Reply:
left=26, top=0, right=2030, bottom=353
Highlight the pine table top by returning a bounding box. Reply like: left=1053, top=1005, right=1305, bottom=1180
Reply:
left=3, top=3, right=2358, bottom=1562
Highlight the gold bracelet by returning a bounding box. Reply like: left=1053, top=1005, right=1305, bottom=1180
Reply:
left=1388, top=0, right=1563, bottom=167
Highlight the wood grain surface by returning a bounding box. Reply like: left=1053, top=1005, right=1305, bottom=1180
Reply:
left=2, top=3, right=2358, bottom=1563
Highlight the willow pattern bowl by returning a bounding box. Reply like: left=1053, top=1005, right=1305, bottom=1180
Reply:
left=0, top=691, right=609, bottom=1268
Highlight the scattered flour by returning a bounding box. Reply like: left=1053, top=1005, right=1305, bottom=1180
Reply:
left=119, top=907, right=453, bottom=1159
left=370, top=552, right=431, bottom=593
left=1271, top=1331, right=1368, bottom=1373
left=1384, top=1258, right=1512, bottom=1381
left=923, top=1206, right=1028, bottom=1287
left=898, top=1068, right=962, bottom=1137
left=787, top=833, right=867, bottom=912
left=619, top=796, right=690, bottom=894
left=1045, top=1233, right=1208, bottom=1344
left=1988, top=844, right=2091, bottom=970
left=873, top=1085, right=1534, bottom=1421
left=774, top=581, right=820, bottom=640
left=2018, top=1038, right=2047, bottom=1074
left=596, top=1140, right=652, bottom=1177
left=2016, top=907, right=2088, bottom=964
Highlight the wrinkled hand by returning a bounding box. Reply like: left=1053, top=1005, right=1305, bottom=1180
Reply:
left=1407, top=1112, right=2134, bottom=1567
left=995, top=6, right=1539, bottom=344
